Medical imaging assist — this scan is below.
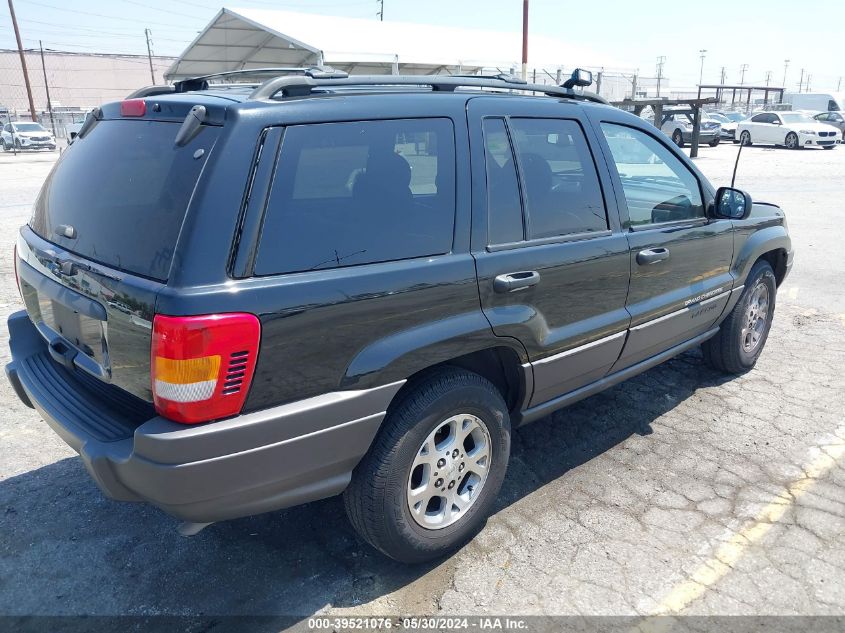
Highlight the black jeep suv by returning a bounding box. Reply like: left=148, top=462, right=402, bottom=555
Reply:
left=6, top=70, right=793, bottom=563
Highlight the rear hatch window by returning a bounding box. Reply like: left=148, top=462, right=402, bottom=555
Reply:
left=30, top=119, right=218, bottom=281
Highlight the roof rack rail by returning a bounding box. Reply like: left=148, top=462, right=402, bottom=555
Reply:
left=174, top=66, right=348, bottom=93
left=247, top=74, right=608, bottom=104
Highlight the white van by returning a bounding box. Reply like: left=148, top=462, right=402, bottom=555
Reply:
left=783, top=92, right=845, bottom=112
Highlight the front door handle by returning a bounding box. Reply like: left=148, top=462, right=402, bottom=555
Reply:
left=636, top=248, right=670, bottom=266
left=493, top=271, right=541, bottom=293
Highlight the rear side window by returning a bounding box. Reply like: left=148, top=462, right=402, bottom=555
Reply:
left=30, top=119, right=218, bottom=281
left=508, top=118, right=608, bottom=239
left=254, top=118, right=455, bottom=275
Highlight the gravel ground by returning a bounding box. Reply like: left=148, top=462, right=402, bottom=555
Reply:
left=0, top=143, right=843, bottom=625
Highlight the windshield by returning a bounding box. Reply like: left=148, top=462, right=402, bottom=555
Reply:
left=709, top=113, right=730, bottom=123
left=781, top=113, right=813, bottom=123
left=723, top=113, right=746, bottom=122
left=14, top=122, right=47, bottom=132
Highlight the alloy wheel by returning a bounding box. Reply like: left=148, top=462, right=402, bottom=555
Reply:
left=406, top=413, right=492, bottom=530
left=741, top=282, right=770, bottom=353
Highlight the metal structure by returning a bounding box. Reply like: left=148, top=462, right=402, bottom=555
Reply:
left=612, top=97, right=718, bottom=158
left=698, top=83, right=786, bottom=114
left=164, top=7, right=624, bottom=81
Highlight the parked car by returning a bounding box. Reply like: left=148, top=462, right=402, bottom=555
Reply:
left=813, top=111, right=845, bottom=135
left=660, top=108, right=721, bottom=147
left=1, top=121, right=57, bottom=151
left=6, top=70, right=793, bottom=563
left=736, top=111, right=841, bottom=149
left=783, top=91, right=845, bottom=113
left=715, top=111, right=749, bottom=123
left=708, top=112, right=738, bottom=141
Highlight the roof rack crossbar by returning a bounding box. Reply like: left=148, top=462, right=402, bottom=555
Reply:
left=247, top=74, right=608, bottom=104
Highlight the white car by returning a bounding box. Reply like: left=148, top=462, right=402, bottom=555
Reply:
left=1, top=121, right=57, bottom=151
left=736, top=111, right=841, bottom=149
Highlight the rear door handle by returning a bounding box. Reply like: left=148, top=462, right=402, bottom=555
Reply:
left=493, top=271, right=541, bottom=293
left=636, top=248, right=670, bottom=265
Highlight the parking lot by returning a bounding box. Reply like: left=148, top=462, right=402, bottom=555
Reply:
left=0, top=143, right=843, bottom=625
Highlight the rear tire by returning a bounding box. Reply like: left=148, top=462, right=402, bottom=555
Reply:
left=709, top=138, right=720, bottom=147
left=702, top=260, right=777, bottom=374
left=672, top=129, right=684, bottom=147
left=344, top=368, right=511, bottom=563
left=739, top=130, right=752, bottom=146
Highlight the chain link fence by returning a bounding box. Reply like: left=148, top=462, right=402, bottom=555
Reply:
left=0, top=48, right=173, bottom=142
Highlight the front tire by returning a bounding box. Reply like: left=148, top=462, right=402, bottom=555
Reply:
left=785, top=132, right=800, bottom=150
left=672, top=129, right=684, bottom=147
left=703, top=260, right=777, bottom=374
left=823, top=145, right=835, bottom=150
left=344, top=369, right=511, bottom=563
left=709, top=138, right=721, bottom=147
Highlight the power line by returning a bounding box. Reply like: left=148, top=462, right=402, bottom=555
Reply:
left=16, top=0, right=205, bottom=28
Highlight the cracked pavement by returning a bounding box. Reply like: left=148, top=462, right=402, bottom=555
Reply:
left=0, top=143, right=843, bottom=622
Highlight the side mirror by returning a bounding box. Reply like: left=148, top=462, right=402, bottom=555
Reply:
left=714, top=187, right=752, bottom=220
left=562, top=68, right=593, bottom=89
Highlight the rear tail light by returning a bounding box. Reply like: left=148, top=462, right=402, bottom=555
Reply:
left=120, top=99, right=146, bottom=117
left=151, top=313, right=260, bottom=424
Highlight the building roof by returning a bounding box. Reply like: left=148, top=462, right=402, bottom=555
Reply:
left=165, top=8, right=624, bottom=81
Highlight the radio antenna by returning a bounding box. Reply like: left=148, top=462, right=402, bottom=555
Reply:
left=731, top=135, right=747, bottom=188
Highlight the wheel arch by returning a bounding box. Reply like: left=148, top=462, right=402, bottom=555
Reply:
left=732, top=224, right=791, bottom=287
left=384, top=345, right=530, bottom=419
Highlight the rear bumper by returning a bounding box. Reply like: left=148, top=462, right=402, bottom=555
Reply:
left=6, top=310, right=402, bottom=522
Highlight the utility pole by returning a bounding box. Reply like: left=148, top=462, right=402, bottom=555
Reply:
left=38, top=41, right=55, bottom=136
left=521, top=0, right=528, bottom=81
left=782, top=59, right=790, bottom=88
left=720, top=66, right=727, bottom=84
left=798, top=68, right=804, bottom=93
left=7, top=0, right=37, bottom=121
left=376, top=0, right=383, bottom=21
left=806, top=74, right=811, bottom=92
left=144, top=28, right=156, bottom=85
left=631, top=73, right=638, bottom=99
left=765, top=70, right=772, bottom=86
left=656, top=55, right=666, bottom=97
left=838, top=77, right=842, bottom=91
left=739, top=63, right=749, bottom=85
left=698, top=49, right=707, bottom=86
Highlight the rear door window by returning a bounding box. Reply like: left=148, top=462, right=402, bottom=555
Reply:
left=29, top=119, right=218, bottom=281
left=254, top=118, right=455, bottom=275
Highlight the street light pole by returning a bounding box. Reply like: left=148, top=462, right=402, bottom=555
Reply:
left=782, top=59, right=790, bottom=88
left=656, top=55, right=666, bottom=97
left=698, top=49, right=707, bottom=86
left=38, top=41, right=55, bottom=136
left=521, top=0, right=528, bottom=81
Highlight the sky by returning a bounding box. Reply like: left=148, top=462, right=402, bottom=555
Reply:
left=1, top=0, right=843, bottom=91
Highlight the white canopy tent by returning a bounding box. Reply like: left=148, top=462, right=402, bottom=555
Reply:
left=165, top=8, right=623, bottom=81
